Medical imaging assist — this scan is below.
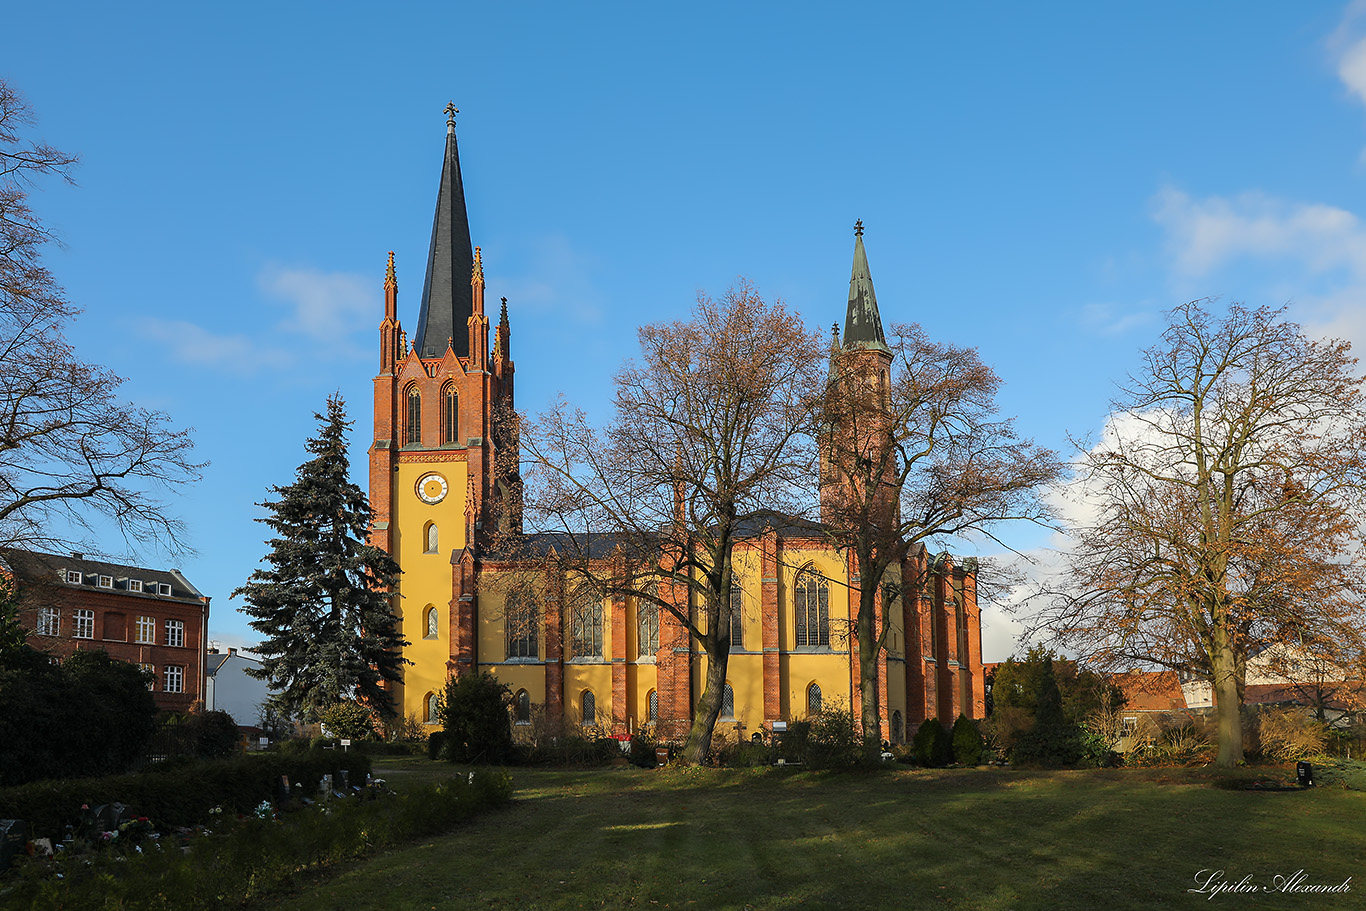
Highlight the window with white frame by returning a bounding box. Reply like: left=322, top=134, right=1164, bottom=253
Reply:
left=37, top=607, right=59, bottom=636
left=128, top=579, right=143, bottom=593
left=64, top=570, right=82, bottom=585
left=163, top=665, right=184, bottom=693
left=570, top=594, right=603, bottom=659
left=135, top=615, right=156, bottom=644
left=637, top=600, right=659, bottom=658
left=794, top=569, right=830, bottom=648
left=504, top=591, right=538, bottom=660
left=138, top=664, right=155, bottom=689
left=73, top=609, right=94, bottom=639
left=157, top=583, right=172, bottom=596
left=165, top=619, right=184, bottom=648
left=98, top=575, right=113, bottom=589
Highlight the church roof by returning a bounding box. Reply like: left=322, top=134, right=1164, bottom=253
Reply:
left=844, top=221, right=889, bottom=353
left=412, top=106, right=475, bottom=360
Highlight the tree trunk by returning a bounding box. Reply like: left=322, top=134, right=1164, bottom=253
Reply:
left=681, top=644, right=729, bottom=764
left=856, top=585, right=883, bottom=759
left=1210, top=633, right=1244, bottom=767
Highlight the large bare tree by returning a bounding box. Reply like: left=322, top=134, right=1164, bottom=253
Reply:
left=0, top=79, right=199, bottom=554
left=1030, top=301, right=1366, bottom=766
left=820, top=323, right=1060, bottom=751
left=523, top=281, right=825, bottom=763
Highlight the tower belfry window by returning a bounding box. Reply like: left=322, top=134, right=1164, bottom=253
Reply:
left=443, top=386, right=459, bottom=445
left=406, top=387, right=421, bottom=445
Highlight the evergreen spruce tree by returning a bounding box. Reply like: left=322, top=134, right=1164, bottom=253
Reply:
left=235, top=394, right=407, bottom=719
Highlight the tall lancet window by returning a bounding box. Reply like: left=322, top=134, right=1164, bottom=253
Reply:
left=443, top=385, right=459, bottom=445
left=794, top=568, right=830, bottom=648
left=406, top=386, right=422, bottom=446
left=425, top=522, right=439, bottom=554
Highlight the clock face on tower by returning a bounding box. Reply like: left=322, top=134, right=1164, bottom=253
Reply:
left=416, top=472, right=449, bottom=505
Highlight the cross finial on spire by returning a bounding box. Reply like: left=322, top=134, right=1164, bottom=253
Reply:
left=444, top=101, right=458, bottom=128
left=854, top=219, right=864, bottom=237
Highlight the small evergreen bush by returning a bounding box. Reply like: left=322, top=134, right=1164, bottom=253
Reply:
left=912, top=718, right=953, bottom=767
left=437, top=672, right=513, bottom=764
left=951, top=715, right=984, bottom=766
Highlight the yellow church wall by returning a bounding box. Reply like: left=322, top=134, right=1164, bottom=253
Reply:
left=563, top=663, right=613, bottom=725
left=493, top=665, right=546, bottom=706
left=392, top=460, right=468, bottom=721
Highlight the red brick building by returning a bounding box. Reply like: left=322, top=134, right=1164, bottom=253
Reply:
left=3, top=548, right=210, bottom=713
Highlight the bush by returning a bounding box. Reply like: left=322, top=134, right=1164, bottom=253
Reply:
left=0, top=647, right=158, bottom=785
left=187, top=710, right=242, bottom=758
left=1011, top=722, right=1085, bottom=768
left=437, top=672, right=513, bottom=763
left=805, top=709, right=863, bottom=769
left=318, top=701, right=379, bottom=741
left=628, top=733, right=659, bottom=768
left=1257, top=709, right=1330, bottom=762
left=912, top=718, right=953, bottom=768
left=951, top=715, right=984, bottom=766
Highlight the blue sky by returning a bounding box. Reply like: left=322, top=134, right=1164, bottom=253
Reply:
left=8, top=2, right=1366, bottom=661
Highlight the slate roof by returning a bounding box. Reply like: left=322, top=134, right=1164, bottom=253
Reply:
left=844, top=228, right=888, bottom=352
left=412, top=116, right=475, bottom=360
left=0, top=547, right=206, bottom=603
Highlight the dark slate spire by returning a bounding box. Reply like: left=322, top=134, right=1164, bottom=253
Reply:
left=413, top=102, right=475, bottom=359
left=844, top=220, right=888, bottom=352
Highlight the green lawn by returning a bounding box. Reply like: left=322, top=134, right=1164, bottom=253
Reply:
left=260, top=761, right=1364, bottom=911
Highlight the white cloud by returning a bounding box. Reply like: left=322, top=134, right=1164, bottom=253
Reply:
left=258, top=266, right=373, bottom=356
left=135, top=318, right=294, bottom=375
left=1152, top=187, right=1365, bottom=278
left=1079, top=302, right=1155, bottom=336
left=1330, top=1, right=1366, bottom=108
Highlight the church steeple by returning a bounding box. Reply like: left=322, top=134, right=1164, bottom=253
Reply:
left=844, top=220, right=888, bottom=352
left=413, top=102, right=475, bottom=360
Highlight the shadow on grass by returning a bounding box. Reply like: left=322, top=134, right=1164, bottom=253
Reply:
left=261, top=765, right=1365, bottom=911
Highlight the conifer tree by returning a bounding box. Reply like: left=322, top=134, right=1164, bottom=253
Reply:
left=236, top=394, right=407, bottom=719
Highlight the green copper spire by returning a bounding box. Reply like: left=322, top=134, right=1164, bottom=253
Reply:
left=844, top=220, right=888, bottom=352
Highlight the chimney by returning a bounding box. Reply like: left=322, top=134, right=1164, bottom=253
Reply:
left=229, top=647, right=237, bottom=656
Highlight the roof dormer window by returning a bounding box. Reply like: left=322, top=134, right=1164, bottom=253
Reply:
left=128, top=579, right=143, bottom=593
left=64, top=570, right=82, bottom=585
left=98, top=575, right=113, bottom=588
left=157, top=583, right=172, bottom=596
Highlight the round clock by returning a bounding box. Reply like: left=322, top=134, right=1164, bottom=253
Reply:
left=416, top=472, right=449, bottom=505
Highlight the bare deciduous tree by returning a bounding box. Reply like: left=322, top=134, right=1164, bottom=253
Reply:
left=0, top=79, right=200, bottom=554
left=1030, top=301, right=1366, bottom=766
left=820, top=323, right=1060, bottom=751
left=523, top=280, right=825, bottom=763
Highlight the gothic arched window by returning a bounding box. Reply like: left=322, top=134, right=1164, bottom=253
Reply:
left=425, top=692, right=439, bottom=724
left=424, top=606, right=438, bottom=640
left=807, top=683, right=822, bottom=716
left=794, top=568, right=830, bottom=648
left=637, top=600, right=659, bottom=658
left=515, top=690, right=531, bottom=723
left=442, top=384, right=459, bottom=445
left=582, top=690, right=597, bottom=726
left=505, top=591, right=538, bottom=659
left=405, top=386, right=422, bottom=446
left=729, top=583, right=743, bottom=651
left=891, top=710, right=905, bottom=745
left=570, top=594, right=604, bottom=659
left=721, top=682, right=735, bottom=719
left=424, top=522, right=439, bottom=554
left=647, top=689, right=658, bottom=723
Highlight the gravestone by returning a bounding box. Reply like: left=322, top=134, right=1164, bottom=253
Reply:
left=92, top=803, right=129, bottom=833
left=0, top=819, right=30, bottom=872
left=274, top=775, right=291, bottom=805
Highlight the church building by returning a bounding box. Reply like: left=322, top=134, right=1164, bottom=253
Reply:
left=367, top=109, right=986, bottom=744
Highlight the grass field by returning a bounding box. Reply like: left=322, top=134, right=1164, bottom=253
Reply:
left=260, top=759, right=1365, bottom=911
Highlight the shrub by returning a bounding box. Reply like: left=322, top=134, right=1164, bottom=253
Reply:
left=805, top=709, right=863, bottom=769
left=628, top=733, right=659, bottom=768
left=1011, top=722, right=1085, bottom=768
left=1257, top=709, right=1330, bottom=762
left=187, top=710, right=242, bottom=758
left=951, top=715, right=984, bottom=766
left=318, top=701, right=379, bottom=741
left=437, top=672, right=513, bottom=763
left=912, top=718, right=953, bottom=767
